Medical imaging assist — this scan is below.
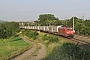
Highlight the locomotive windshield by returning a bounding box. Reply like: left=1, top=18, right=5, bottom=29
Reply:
left=67, top=27, right=73, bottom=30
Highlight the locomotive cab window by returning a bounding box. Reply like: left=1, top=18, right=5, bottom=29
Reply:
left=67, top=27, right=73, bottom=30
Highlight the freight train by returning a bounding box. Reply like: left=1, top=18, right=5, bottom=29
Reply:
left=20, top=25, right=74, bottom=38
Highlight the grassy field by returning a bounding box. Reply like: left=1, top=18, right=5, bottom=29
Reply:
left=0, top=37, right=30, bottom=60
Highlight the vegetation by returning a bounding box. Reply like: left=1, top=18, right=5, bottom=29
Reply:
left=22, top=30, right=39, bottom=40
left=19, top=14, right=90, bottom=60
left=0, top=37, right=30, bottom=60
left=31, top=14, right=90, bottom=35
left=1, top=14, right=90, bottom=60
left=0, top=22, right=20, bottom=39
left=42, top=34, right=59, bottom=46
left=38, top=32, right=90, bottom=60
left=21, top=29, right=90, bottom=60
left=37, top=14, right=59, bottom=26
left=0, top=21, right=32, bottom=60
left=19, top=14, right=90, bottom=35
left=42, top=43, right=90, bottom=60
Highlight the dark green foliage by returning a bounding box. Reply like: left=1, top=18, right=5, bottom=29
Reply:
left=32, top=14, right=90, bottom=35
left=43, top=43, right=90, bottom=60
left=23, top=30, right=39, bottom=40
left=48, top=36, right=59, bottom=43
left=0, top=28, right=5, bottom=38
left=22, top=14, right=90, bottom=35
left=36, top=14, right=90, bottom=35
left=0, top=22, right=20, bottom=39
left=75, top=22, right=85, bottom=34
left=61, top=43, right=90, bottom=60
left=67, top=17, right=84, bottom=26
left=5, top=29, right=12, bottom=38
left=84, top=20, right=90, bottom=27
left=66, top=17, right=90, bottom=35
left=42, top=34, right=49, bottom=40
left=33, top=31, right=39, bottom=40
left=5, top=22, right=20, bottom=36
left=42, top=34, right=59, bottom=45
left=81, top=27, right=90, bottom=35
left=38, top=14, right=59, bottom=26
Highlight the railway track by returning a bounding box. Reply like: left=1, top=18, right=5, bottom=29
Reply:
left=65, top=35, right=90, bottom=50
left=71, top=38, right=90, bottom=49
left=20, top=26, right=90, bottom=50
left=40, top=31, right=90, bottom=50
left=22, top=29, right=90, bottom=50
left=46, top=32, right=90, bottom=50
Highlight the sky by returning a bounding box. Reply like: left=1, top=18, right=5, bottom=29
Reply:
left=0, top=0, right=90, bottom=21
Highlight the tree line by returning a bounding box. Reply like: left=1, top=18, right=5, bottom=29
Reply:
left=0, top=22, right=20, bottom=39
left=26, top=14, right=90, bottom=35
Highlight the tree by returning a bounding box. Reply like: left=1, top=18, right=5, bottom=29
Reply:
left=67, top=17, right=84, bottom=26
left=34, top=20, right=39, bottom=26
left=5, top=29, right=12, bottom=38
left=84, top=20, right=90, bottom=27
left=81, top=27, right=90, bottom=35
left=0, top=22, right=20, bottom=39
left=0, top=24, right=6, bottom=30
left=0, top=28, right=5, bottom=38
left=5, top=22, right=20, bottom=36
left=38, top=14, right=59, bottom=26
left=75, top=22, right=85, bottom=34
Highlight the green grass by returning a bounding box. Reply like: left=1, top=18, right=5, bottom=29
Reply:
left=0, top=37, right=30, bottom=60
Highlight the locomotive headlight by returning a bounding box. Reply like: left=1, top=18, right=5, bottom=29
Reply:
left=67, top=32, right=69, bottom=33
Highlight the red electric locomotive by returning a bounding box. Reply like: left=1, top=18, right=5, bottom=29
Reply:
left=58, top=26, right=74, bottom=38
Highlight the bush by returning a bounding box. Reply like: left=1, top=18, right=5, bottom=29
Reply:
left=81, top=27, right=90, bottom=35
left=23, top=30, right=39, bottom=40
left=42, top=34, right=49, bottom=40
left=0, top=22, right=20, bottom=39
left=42, top=34, right=59, bottom=45
left=61, top=43, right=90, bottom=60
left=43, top=43, right=90, bottom=60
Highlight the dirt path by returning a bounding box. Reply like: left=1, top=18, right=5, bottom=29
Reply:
left=26, top=43, right=46, bottom=60
left=11, top=44, right=36, bottom=60
left=11, top=43, right=46, bottom=60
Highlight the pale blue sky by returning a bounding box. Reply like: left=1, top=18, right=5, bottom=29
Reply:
left=0, top=0, right=90, bottom=21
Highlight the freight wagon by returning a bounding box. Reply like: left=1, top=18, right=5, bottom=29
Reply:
left=20, top=25, right=74, bottom=38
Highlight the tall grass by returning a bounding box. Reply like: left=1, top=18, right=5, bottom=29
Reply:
left=0, top=37, right=30, bottom=60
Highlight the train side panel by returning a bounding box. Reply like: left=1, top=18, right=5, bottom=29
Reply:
left=58, top=27, right=66, bottom=36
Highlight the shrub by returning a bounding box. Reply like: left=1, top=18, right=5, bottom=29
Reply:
left=42, top=34, right=49, bottom=40
left=43, top=42, right=90, bottom=60
left=22, top=30, right=39, bottom=40
left=42, top=34, right=59, bottom=45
